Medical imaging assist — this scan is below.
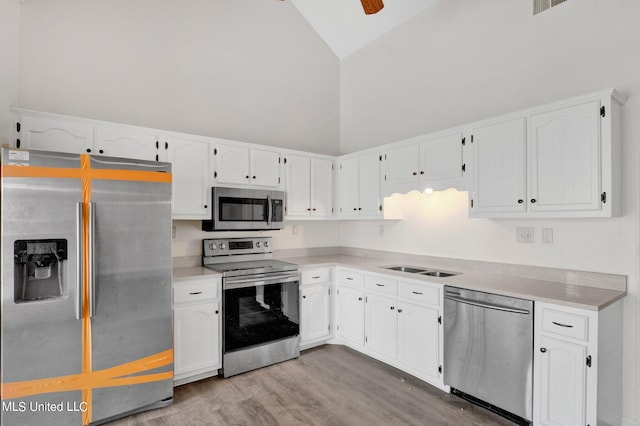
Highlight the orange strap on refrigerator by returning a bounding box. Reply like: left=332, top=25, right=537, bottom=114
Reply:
left=1, top=155, right=173, bottom=425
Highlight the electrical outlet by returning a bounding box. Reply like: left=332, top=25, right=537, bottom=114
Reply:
left=542, top=228, right=553, bottom=244
left=516, top=227, right=534, bottom=244
left=292, top=225, right=299, bottom=236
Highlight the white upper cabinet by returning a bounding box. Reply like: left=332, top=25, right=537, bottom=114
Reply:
left=94, top=127, right=160, bottom=161
left=17, top=115, right=94, bottom=154
left=285, top=153, right=334, bottom=218
left=469, top=89, right=625, bottom=218
left=167, top=136, right=211, bottom=219
left=470, top=117, right=527, bottom=215
left=213, top=143, right=282, bottom=189
left=382, top=130, right=467, bottom=196
left=527, top=100, right=602, bottom=214
left=338, top=151, right=382, bottom=218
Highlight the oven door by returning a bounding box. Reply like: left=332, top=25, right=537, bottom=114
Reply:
left=222, top=272, right=299, bottom=354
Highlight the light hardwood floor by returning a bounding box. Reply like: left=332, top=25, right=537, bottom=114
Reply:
left=108, top=345, right=515, bottom=425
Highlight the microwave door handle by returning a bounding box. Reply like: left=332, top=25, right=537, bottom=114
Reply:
left=267, top=194, right=272, bottom=227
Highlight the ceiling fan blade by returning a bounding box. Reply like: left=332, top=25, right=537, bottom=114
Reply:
left=360, top=0, right=384, bottom=15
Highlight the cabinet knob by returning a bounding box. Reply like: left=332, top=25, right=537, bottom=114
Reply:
left=540, top=347, right=547, bottom=353
left=245, top=175, right=250, bottom=179
left=307, top=208, right=311, bottom=211
left=398, top=309, right=403, bottom=313
left=313, top=208, right=317, bottom=211
left=358, top=208, right=362, bottom=211
left=420, top=171, right=424, bottom=175
left=215, top=310, right=219, bottom=314
left=253, top=176, right=256, bottom=179
left=531, top=198, right=537, bottom=203
left=204, top=205, right=208, bottom=209
left=353, top=208, right=357, bottom=211
left=390, top=306, right=395, bottom=310
left=86, top=148, right=92, bottom=153
left=517, top=199, right=524, bottom=204
left=302, top=295, right=306, bottom=299
left=98, top=149, right=104, bottom=154
left=412, top=172, right=418, bottom=176
left=358, top=297, right=363, bottom=301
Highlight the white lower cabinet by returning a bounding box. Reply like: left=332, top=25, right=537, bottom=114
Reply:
left=300, top=266, right=333, bottom=349
left=365, top=292, right=398, bottom=360
left=337, top=284, right=365, bottom=348
left=335, top=268, right=445, bottom=390
left=533, top=301, right=623, bottom=426
left=398, top=300, right=440, bottom=382
left=173, top=276, right=221, bottom=386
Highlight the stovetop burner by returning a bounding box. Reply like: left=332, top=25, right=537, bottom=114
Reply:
left=202, top=237, right=298, bottom=277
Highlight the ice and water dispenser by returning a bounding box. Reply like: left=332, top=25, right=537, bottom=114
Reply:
left=14, top=239, right=68, bottom=302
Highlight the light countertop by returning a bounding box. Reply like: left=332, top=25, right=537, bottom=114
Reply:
left=285, top=255, right=626, bottom=311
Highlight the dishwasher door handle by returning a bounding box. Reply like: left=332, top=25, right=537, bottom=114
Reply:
left=445, top=295, right=531, bottom=315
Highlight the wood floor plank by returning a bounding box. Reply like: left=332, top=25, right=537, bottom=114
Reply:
left=107, top=345, right=516, bottom=425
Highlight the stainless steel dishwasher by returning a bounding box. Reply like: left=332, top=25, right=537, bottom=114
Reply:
left=443, top=286, right=533, bottom=425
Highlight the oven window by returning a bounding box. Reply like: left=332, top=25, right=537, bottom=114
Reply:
left=219, top=197, right=268, bottom=222
left=223, top=281, right=299, bottom=352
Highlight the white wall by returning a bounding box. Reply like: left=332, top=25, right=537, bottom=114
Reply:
left=340, top=1, right=639, bottom=424
left=15, top=0, right=340, bottom=155
left=0, top=0, right=20, bottom=144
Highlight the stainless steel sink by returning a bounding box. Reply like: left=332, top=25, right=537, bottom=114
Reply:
left=419, top=271, right=459, bottom=278
left=384, top=266, right=426, bottom=274
left=383, top=265, right=460, bottom=277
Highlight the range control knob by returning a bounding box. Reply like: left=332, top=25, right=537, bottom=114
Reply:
left=256, top=242, right=261, bottom=248
left=209, top=243, right=217, bottom=250
left=264, top=241, right=270, bottom=247
left=219, top=243, right=226, bottom=250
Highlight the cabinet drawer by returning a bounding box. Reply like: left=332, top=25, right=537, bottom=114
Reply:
left=541, top=307, right=589, bottom=341
left=301, top=267, right=332, bottom=285
left=336, top=269, right=364, bottom=287
left=365, top=274, right=398, bottom=296
left=174, top=280, right=218, bottom=304
left=398, top=281, right=440, bottom=306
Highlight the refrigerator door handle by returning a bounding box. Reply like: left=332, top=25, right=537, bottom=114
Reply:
left=89, top=202, right=96, bottom=318
left=76, top=203, right=83, bottom=320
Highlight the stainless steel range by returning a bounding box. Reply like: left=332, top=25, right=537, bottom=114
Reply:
left=202, top=237, right=300, bottom=377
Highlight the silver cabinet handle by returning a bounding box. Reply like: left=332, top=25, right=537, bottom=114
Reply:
left=312, top=276, right=321, bottom=279
left=76, top=203, right=83, bottom=320
left=189, top=291, right=203, bottom=295
left=376, top=283, right=385, bottom=287
left=412, top=291, right=423, bottom=295
left=552, top=321, right=574, bottom=328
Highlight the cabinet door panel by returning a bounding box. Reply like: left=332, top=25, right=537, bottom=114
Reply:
left=310, top=158, right=333, bottom=216
left=19, top=116, right=92, bottom=154
left=301, top=285, right=331, bottom=343
left=251, top=148, right=281, bottom=188
left=285, top=154, right=311, bottom=216
left=339, top=157, right=359, bottom=217
left=168, top=136, right=210, bottom=219
left=472, top=117, right=527, bottom=214
left=215, top=144, right=250, bottom=185
left=398, top=302, right=439, bottom=380
left=358, top=152, right=381, bottom=217
left=383, top=143, right=420, bottom=191
left=94, top=127, right=158, bottom=161
left=419, top=132, right=464, bottom=182
left=337, top=286, right=365, bottom=347
left=365, top=293, right=398, bottom=360
left=174, top=302, right=220, bottom=376
left=537, top=335, right=586, bottom=426
left=528, top=100, right=601, bottom=213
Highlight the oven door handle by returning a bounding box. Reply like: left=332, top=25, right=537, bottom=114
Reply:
left=224, top=274, right=300, bottom=290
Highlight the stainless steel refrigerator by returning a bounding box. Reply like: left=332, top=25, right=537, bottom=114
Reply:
left=1, top=147, right=174, bottom=425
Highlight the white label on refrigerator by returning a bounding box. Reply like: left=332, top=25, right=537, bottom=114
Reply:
left=8, top=150, right=29, bottom=163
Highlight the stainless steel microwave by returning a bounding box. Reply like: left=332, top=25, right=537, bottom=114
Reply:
left=202, top=187, right=285, bottom=231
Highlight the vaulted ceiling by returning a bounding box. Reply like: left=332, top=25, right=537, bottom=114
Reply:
left=288, top=0, right=440, bottom=58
